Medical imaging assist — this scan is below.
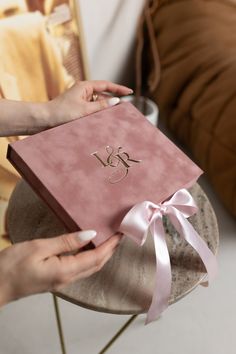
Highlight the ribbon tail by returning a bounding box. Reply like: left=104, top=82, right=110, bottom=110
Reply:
left=168, top=209, right=217, bottom=285
left=146, top=215, right=172, bottom=324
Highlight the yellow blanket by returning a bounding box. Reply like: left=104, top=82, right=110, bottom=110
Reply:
left=0, top=11, right=72, bottom=248
left=0, top=11, right=71, bottom=101
left=0, top=0, right=27, bottom=18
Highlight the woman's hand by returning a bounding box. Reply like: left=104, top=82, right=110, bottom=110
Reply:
left=0, top=80, right=132, bottom=136
left=0, top=230, right=121, bottom=306
left=47, top=80, right=133, bottom=127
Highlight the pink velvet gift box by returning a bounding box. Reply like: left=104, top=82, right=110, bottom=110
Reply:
left=7, top=102, right=203, bottom=246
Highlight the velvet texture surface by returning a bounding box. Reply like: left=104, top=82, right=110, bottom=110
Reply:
left=145, top=0, right=236, bottom=217
left=8, top=102, right=202, bottom=245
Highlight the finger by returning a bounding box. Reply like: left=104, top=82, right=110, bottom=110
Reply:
left=56, top=234, right=122, bottom=278
left=33, top=230, right=97, bottom=258
left=89, top=80, right=133, bottom=96
left=54, top=242, right=118, bottom=289
left=69, top=233, right=121, bottom=271
left=70, top=244, right=117, bottom=281
left=84, top=97, right=120, bottom=115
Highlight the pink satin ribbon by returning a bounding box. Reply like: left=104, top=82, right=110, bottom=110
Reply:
left=119, top=189, right=217, bottom=324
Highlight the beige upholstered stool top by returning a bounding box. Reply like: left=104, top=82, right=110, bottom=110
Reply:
left=7, top=180, right=219, bottom=315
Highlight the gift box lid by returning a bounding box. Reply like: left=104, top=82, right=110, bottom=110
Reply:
left=7, top=102, right=203, bottom=246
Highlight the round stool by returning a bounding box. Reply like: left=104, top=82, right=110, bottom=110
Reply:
left=7, top=180, right=219, bottom=353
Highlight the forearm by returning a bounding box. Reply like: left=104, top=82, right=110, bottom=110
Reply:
left=0, top=99, right=51, bottom=137
left=0, top=81, right=132, bottom=137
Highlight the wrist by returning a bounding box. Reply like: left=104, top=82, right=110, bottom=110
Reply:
left=45, top=98, right=68, bottom=128
left=27, top=101, right=52, bottom=133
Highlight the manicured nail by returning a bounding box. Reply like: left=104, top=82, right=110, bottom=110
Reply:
left=108, top=97, right=120, bottom=106
left=77, top=230, right=97, bottom=242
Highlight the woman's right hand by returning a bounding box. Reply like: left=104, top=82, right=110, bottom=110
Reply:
left=0, top=230, right=121, bottom=307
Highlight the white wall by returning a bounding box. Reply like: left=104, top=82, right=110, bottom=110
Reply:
left=77, top=0, right=145, bottom=86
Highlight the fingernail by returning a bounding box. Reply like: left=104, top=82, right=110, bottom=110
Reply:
left=76, top=230, right=97, bottom=242
left=108, top=97, right=120, bottom=106
left=128, top=89, right=133, bottom=94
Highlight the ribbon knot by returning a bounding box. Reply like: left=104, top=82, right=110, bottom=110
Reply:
left=119, top=189, right=217, bottom=324
left=154, top=204, right=167, bottom=215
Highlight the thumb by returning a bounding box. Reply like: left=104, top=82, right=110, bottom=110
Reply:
left=85, top=97, right=120, bottom=115
left=36, top=230, right=97, bottom=258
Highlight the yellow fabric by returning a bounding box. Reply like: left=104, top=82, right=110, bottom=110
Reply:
left=0, top=11, right=72, bottom=182
left=0, top=199, right=11, bottom=249
left=0, top=138, right=19, bottom=177
left=0, top=166, right=18, bottom=249
left=0, top=11, right=72, bottom=248
left=0, top=77, right=20, bottom=249
left=0, top=134, right=18, bottom=250
left=44, top=0, right=68, bottom=15
left=0, top=166, right=19, bottom=200
left=0, top=0, right=27, bottom=18
left=0, top=11, right=71, bottom=102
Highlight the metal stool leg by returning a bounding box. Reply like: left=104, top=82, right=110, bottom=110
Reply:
left=98, top=315, right=138, bottom=354
left=52, top=295, right=67, bottom=354
left=52, top=294, right=138, bottom=354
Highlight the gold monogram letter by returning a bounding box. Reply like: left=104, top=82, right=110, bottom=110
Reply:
left=91, top=146, right=141, bottom=183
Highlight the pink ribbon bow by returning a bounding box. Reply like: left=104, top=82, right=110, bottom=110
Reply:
left=119, top=189, right=217, bottom=324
